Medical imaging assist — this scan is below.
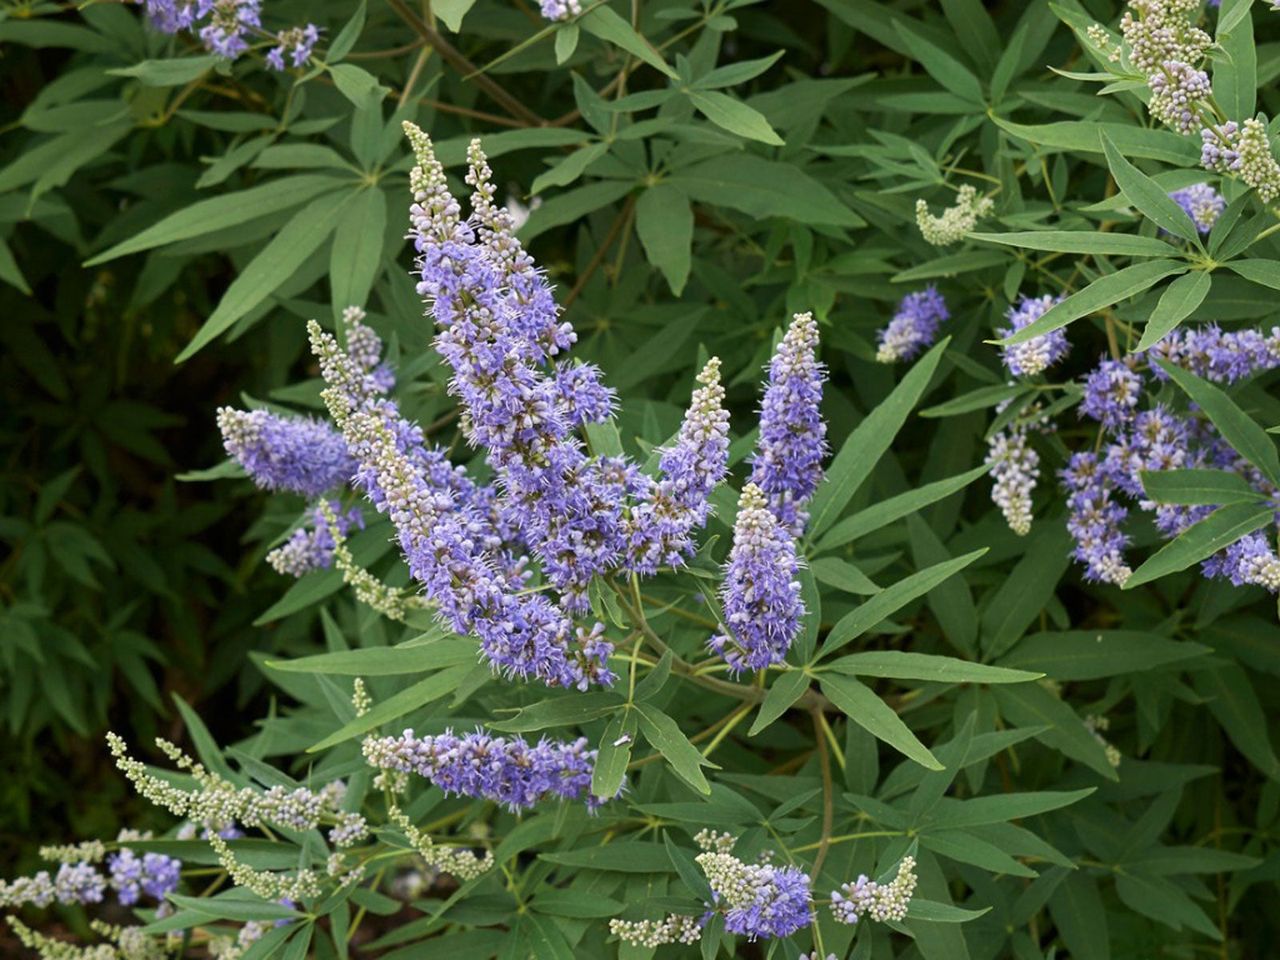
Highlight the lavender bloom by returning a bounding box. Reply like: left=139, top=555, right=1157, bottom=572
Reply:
left=696, top=846, right=812, bottom=941
left=1001, top=295, right=1068, bottom=377
left=218, top=408, right=354, bottom=498
left=1063, top=453, right=1132, bottom=586
left=539, top=0, right=583, bottom=20
left=199, top=0, right=261, bottom=58
left=54, top=862, right=107, bottom=905
left=144, top=0, right=205, bottom=32
left=108, top=850, right=181, bottom=906
left=1081, top=359, right=1144, bottom=428
left=707, top=484, right=805, bottom=673
left=749, top=313, right=828, bottom=534
left=1169, top=183, right=1225, bottom=234
left=406, top=125, right=629, bottom=610
left=266, top=502, right=363, bottom=577
left=266, top=23, right=320, bottom=70
left=1150, top=324, right=1280, bottom=383
left=626, top=358, right=730, bottom=574
left=1211, top=533, right=1280, bottom=592
left=362, top=728, right=611, bottom=811
left=0, top=871, right=56, bottom=909
left=309, top=324, right=612, bottom=689
left=876, top=287, right=949, bottom=363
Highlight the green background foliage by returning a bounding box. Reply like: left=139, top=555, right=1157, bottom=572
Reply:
left=4, top=0, right=1280, bottom=957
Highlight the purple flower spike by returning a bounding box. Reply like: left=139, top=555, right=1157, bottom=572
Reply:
left=1000, top=294, right=1069, bottom=378
left=749, top=312, right=828, bottom=535
left=707, top=484, right=805, bottom=673
left=217, top=408, right=355, bottom=498
left=876, top=287, right=949, bottom=363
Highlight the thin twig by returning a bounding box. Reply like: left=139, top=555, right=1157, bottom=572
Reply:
left=563, top=195, right=636, bottom=309
left=385, top=0, right=549, bottom=128
left=810, top=707, right=835, bottom=882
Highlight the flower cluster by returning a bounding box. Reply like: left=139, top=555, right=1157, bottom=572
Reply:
left=108, top=734, right=368, bottom=849
left=831, top=856, right=918, bottom=925
left=266, top=500, right=363, bottom=577
left=539, top=0, right=583, bottom=20
left=1169, top=182, right=1225, bottom=233
left=1201, top=119, right=1280, bottom=203
left=694, top=842, right=813, bottom=941
left=1, top=837, right=179, bottom=912
left=1000, top=294, right=1068, bottom=377
left=876, top=286, right=949, bottom=363
left=707, top=484, right=806, bottom=672
left=217, top=407, right=354, bottom=498
left=142, top=1, right=319, bottom=69
left=1043, top=324, right=1280, bottom=588
left=609, top=914, right=704, bottom=948
left=987, top=419, right=1041, bottom=536
left=915, top=185, right=994, bottom=246
left=1147, top=60, right=1211, bottom=135
left=362, top=728, right=611, bottom=811
left=749, top=312, right=827, bottom=533
left=107, top=850, right=181, bottom=907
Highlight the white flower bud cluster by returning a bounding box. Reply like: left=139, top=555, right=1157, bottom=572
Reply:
left=987, top=424, right=1040, bottom=536
left=107, top=734, right=368, bottom=847
left=831, top=856, right=918, bottom=925
left=1235, top=119, right=1280, bottom=203
left=208, top=834, right=321, bottom=902
left=385, top=801, right=493, bottom=882
left=319, top=500, right=427, bottom=621
left=1085, top=715, right=1123, bottom=768
left=609, top=914, right=703, bottom=947
left=694, top=851, right=755, bottom=908
left=352, top=678, right=372, bottom=717
left=39, top=841, right=107, bottom=865
left=915, top=186, right=994, bottom=246
left=693, top=828, right=736, bottom=853
left=1119, top=0, right=1209, bottom=73
left=6, top=917, right=115, bottom=960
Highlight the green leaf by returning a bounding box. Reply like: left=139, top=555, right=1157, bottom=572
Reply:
left=992, top=685, right=1118, bottom=780
left=1126, top=503, right=1274, bottom=588
left=530, top=142, right=608, bottom=194
left=579, top=7, right=678, bottom=79
left=993, top=116, right=1200, bottom=165
left=1140, top=467, right=1262, bottom=506
left=1136, top=270, right=1213, bottom=350
left=433, top=0, right=477, bottom=32
left=815, top=465, right=989, bottom=552
left=1100, top=134, right=1201, bottom=244
left=86, top=175, right=346, bottom=265
left=890, top=250, right=1008, bottom=282
left=810, top=557, right=881, bottom=595
left=826, top=651, right=1040, bottom=685
left=820, top=550, right=986, bottom=658
left=541, top=842, right=674, bottom=873
left=671, top=155, right=863, bottom=228
left=329, top=187, right=387, bottom=314
left=807, top=338, right=948, bottom=536
left=329, top=64, right=384, bottom=106
left=634, top=183, right=693, bottom=294
left=821, top=674, right=943, bottom=770
left=0, top=236, right=31, bottom=294
left=108, top=56, right=219, bottom=87
left=906, top=899, right=992, bottom=923
left=266, top=635, right=476, bottom=676
left=554, top=24, right=579, bottom=64
left=687, top=90, right=783, bottom=145
left=177, top=190, right=353, bottom=362
left=980, top=522, right=1073, bottom=660
left=530, top=892, right=624, bottom=919
left=636, top=703, right=714, bottom=794
left=1215, top=0, right=1257, bottom=122
left=592, top=710, right=635, bottom=798
left=748, top=670, right=810, bottom=735
left=1226, top=257, right=1280, bottom=292
left=1157, top=359, right=1280, bottom=484
left=996, top=260, right=1186, bottom=346
left=929, top=788, right=1094, bottom=829
left=968, top=230, right=1180, bottom=258
left=1194, top=664, right=1280, bottom=778
left=490, top=692, right=623, bottom=733
left=998, top=630, right=1210, bottom=679
left=308, top=664, right=474, bottom=752
left=168, top=893, right=301, bottom=923
left=1050, top=873, right=1111, bottom=960
left=921, top=384, right=1025, bottom=418
left=327, top=0, right=366, bottom=61
left=893, top=21, right=984, bottom=104
left=520, top=180, right=634, bottom=242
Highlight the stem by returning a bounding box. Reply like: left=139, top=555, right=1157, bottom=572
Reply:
left=563, top=195, right=636, bottom=309
left=810, top=708, right=835, bottom=883
left=385, top=0, right=549, bottom=127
